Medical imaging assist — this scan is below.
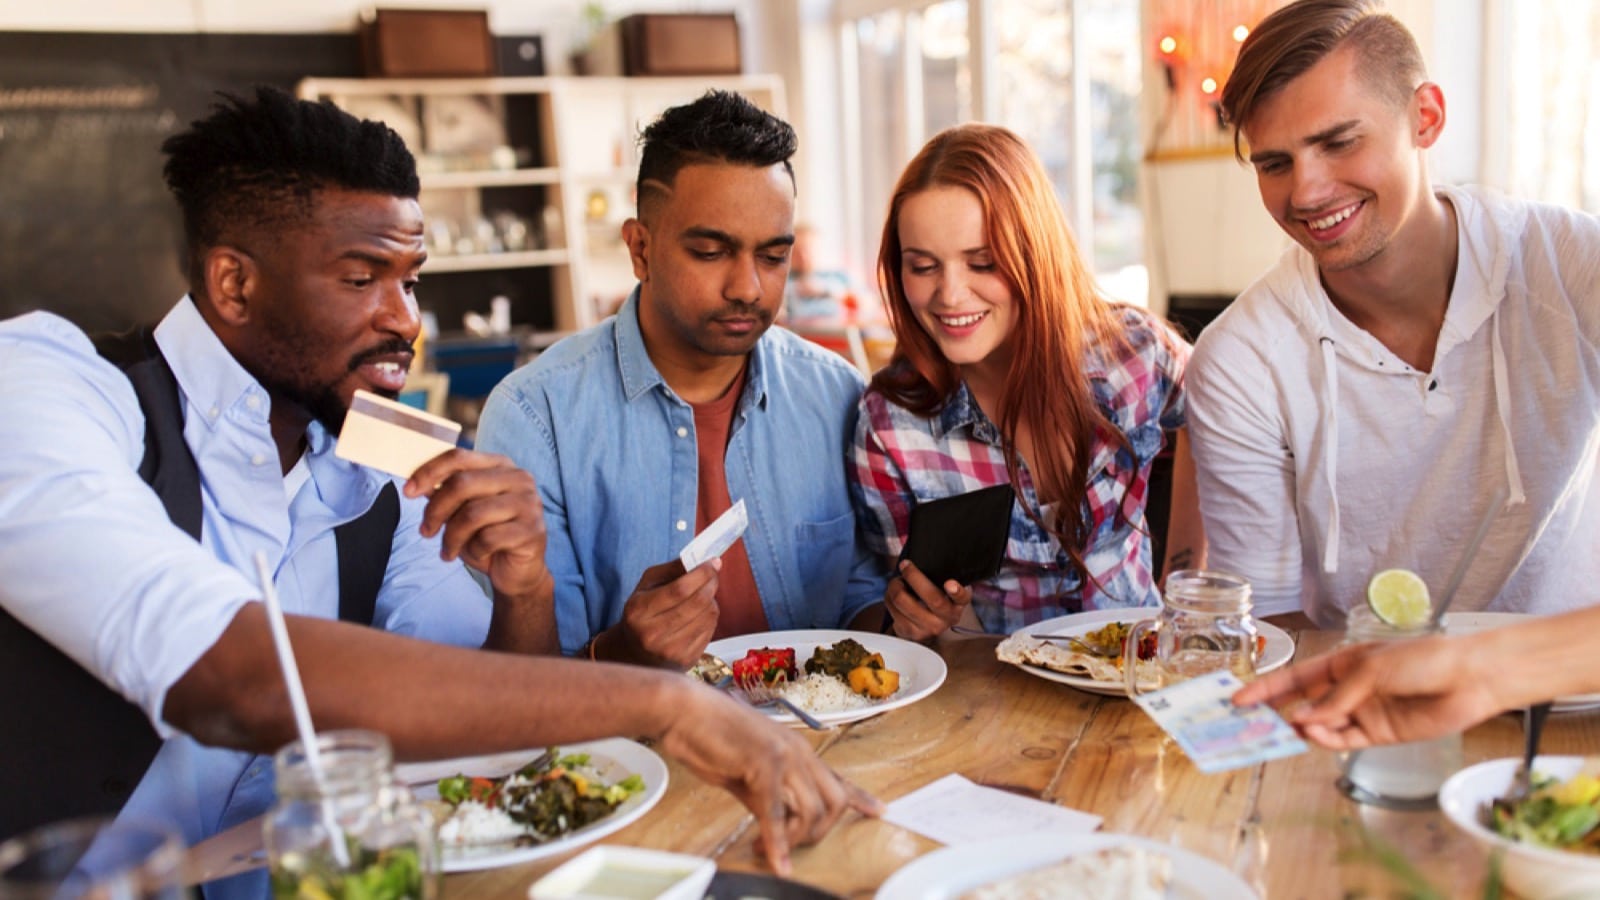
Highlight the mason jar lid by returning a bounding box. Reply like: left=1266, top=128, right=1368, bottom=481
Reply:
left=1163, top=569, right=1253, bottom=613
left=272, top=729, right=394, bottom=798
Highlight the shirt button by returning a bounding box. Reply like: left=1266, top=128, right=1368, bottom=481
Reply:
left=251, top=453, right=267, bottom=466
left=676, top=520, right=688, bottom=532
left=676, top=426, right=688, bottom=438
left=245, top=395, right=261, bottom=411
left=207, top=406, right=220, bottom=420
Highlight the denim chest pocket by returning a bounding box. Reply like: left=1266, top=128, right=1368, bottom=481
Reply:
left=791, top=511, right=854, bottom=623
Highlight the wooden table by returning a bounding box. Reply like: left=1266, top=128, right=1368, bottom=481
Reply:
left=188, top=630, right=1599, bottom=897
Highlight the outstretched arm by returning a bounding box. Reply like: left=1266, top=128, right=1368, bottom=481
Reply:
left=163, top=604, right=880, bottom=873
left=1233, top=607, right=1600, bottom=749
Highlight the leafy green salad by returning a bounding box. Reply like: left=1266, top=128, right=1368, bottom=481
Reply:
left=1488, top=762, right=1600, bottom=853
left=434, top=749, right=646, bottom=847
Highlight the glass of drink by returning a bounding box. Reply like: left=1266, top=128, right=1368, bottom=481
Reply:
left=1335, top=605, right=1464, bottom=809
left=0, top=816, right=184, bottom=899
left=1125, top=569, right=1259, bottom=696
left=264, top=729, right=438, bottom=900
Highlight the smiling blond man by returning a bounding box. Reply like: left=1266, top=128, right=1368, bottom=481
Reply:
left=1187, top=0, right=1600, bottom=628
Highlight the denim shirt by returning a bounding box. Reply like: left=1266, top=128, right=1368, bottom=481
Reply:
left=477, top=290, right=886, bottom=653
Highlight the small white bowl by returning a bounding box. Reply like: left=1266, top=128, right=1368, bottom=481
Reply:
left=1439, top=756, right=1600, bottom=899
left=527, top=845, right=716, bottom=900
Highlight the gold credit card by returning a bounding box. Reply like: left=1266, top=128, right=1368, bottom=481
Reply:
left=335, top=389, right=462, bottom=478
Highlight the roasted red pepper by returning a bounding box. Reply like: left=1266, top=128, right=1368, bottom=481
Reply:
left=732, top=647, right=796, bottom=685
left=1135, top=631, right=1158, bottom=661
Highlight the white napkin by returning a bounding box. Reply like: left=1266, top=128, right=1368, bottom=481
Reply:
left=884, top=773, right=1102, bottom=845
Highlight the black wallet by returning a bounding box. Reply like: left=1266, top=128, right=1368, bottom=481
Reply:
left=899, top=484, right=1016, bottom=586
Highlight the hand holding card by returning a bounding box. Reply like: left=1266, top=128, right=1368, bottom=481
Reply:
left=336, top=389, right=462, bottom=479
left=680, top=499, right=748, bottom=570
left=1133, top=671, right=1307, bottom=773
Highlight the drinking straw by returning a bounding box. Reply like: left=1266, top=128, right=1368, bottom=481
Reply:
left=253, top=552, right=351, bottom=868
left=1430, top=486, right=1509, bottom=626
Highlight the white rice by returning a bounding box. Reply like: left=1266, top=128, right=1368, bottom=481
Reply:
left=436, top=799, right=524, bottom=847
left=777, top=672, right=894, bottom=713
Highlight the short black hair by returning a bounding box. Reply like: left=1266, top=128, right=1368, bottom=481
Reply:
left=161, top=85, right=420, bottom=288
left=635, top=89, right=797, bottom=219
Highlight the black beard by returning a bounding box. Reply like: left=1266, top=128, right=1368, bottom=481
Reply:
left=256, top=373, right=351, bottom=435
left=253, top=339, right=414, bottom=435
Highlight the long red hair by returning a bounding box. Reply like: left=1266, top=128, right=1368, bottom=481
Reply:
left=873, top=124, right=1133, bottom=578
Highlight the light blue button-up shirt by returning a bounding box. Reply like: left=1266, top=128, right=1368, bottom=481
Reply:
left=0, top=300, right=491, bottom=898
left=477, top=290, right=886, bottom=653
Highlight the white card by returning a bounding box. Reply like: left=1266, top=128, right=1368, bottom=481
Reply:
left=883, top=773, right=1102, bottom=846
left=334, top=389, right=462, bottom=479
left=679, top=499, right=749, bottom=570
left=1132, top=671, right=1308, bottom=774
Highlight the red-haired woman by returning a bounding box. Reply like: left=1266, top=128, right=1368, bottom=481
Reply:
left=850, top=124, right=1203, bottom=639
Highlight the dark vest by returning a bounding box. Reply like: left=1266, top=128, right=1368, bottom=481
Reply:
left=0, top=328, right=399, bottom=841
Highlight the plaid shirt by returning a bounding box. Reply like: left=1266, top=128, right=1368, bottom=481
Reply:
left=849, top=307, right=1190, bottom=633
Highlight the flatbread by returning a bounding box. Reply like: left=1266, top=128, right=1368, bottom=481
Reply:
left=959, top=845, right=1172, bottom=900
left=996, top=633, right=1121, bottom=681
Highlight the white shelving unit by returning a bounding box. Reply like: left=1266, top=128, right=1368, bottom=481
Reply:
left=297, top=74, right=786, bottom=335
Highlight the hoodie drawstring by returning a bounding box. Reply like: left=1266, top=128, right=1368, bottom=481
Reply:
left=1490, top=311, right=1528, bottom=505
left=1319, top=337, right=1341, bottom=573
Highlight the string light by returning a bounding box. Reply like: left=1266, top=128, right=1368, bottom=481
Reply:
left=1152, top=2, right=1277, bottom=134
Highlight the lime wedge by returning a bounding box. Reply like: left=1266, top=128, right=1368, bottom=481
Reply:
left=1366, top=568, right=1432, bottom=628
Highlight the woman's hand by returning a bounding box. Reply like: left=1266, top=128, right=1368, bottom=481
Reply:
left=885, top=560, right=972, bottom=640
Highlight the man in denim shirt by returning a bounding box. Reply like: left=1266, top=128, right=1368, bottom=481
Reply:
left=478, top=91, right=886, bottom=668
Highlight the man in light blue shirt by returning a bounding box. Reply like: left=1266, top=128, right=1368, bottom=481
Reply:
left=0, top=87, right=879, bottom=893
left=478, top=91, right=887, bottom=668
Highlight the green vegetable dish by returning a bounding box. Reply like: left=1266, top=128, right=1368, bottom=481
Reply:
left=1488, top=764, right=1600, bottom=853
left=270, top=841, right=426, bottom=900
left=434, top=749, right=646, bottom=847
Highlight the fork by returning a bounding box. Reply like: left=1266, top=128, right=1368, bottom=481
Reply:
left=1503, top=701, right=1554, bottom=806
left=948, top=624, right=1118, bottom=657
left=734, top=676, right=829, bottom=731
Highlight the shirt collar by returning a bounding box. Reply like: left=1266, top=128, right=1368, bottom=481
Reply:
left=613, top=286, right=771, bottom=411
left=152, top=296, right=271, bottom=433
left=933, top=380, right=1000, bottom=444
left=152, top=296, right=389, bottom=514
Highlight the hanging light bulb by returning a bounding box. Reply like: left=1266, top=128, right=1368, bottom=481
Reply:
left=1200, top=76, right=1219, bottom=95
left=1158, top=34, right=1179, bottom=56
left=1233, top=24, right=1250, bottom=42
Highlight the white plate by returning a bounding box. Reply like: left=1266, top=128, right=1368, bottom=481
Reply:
left=1444, top=612, right=1600, bottom=713
left=875, top=832, right=1258, bottom=900
left=1440, top=756, right=1600, bottom=899
left=704, top=629, right=947, bottom=726
left=397, top=737, right=668, bottom=873
left=1003, top=609, right=1296, bottom=697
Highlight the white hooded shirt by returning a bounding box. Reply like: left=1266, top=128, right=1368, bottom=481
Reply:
left=1189, top=184, right=1600, bottom=626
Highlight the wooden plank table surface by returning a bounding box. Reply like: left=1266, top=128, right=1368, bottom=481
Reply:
left=187, top=628, right=1600, bottom=897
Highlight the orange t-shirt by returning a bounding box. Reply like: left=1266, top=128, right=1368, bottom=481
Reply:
left=691, top=365, right=768, bottom=639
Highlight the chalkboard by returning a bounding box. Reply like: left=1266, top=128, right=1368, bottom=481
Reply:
left=0, top=32, right=364, bottom=332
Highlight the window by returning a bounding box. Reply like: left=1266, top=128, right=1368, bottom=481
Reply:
left=838, top=0, right=1146, bottom=304
left=1499, top=1, right=1600, bottom=211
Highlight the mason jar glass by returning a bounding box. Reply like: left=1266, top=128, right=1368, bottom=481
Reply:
left=1126, top=569, right=1259, bottom=696
left=0, top=816, right=184, bottom=899
left=263, top=730, right=438, bottom=900
left=1335, top=606, right=1464, bottom=810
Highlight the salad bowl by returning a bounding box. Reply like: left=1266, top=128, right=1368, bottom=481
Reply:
left=1439, top=756, right=1600, bottom=898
